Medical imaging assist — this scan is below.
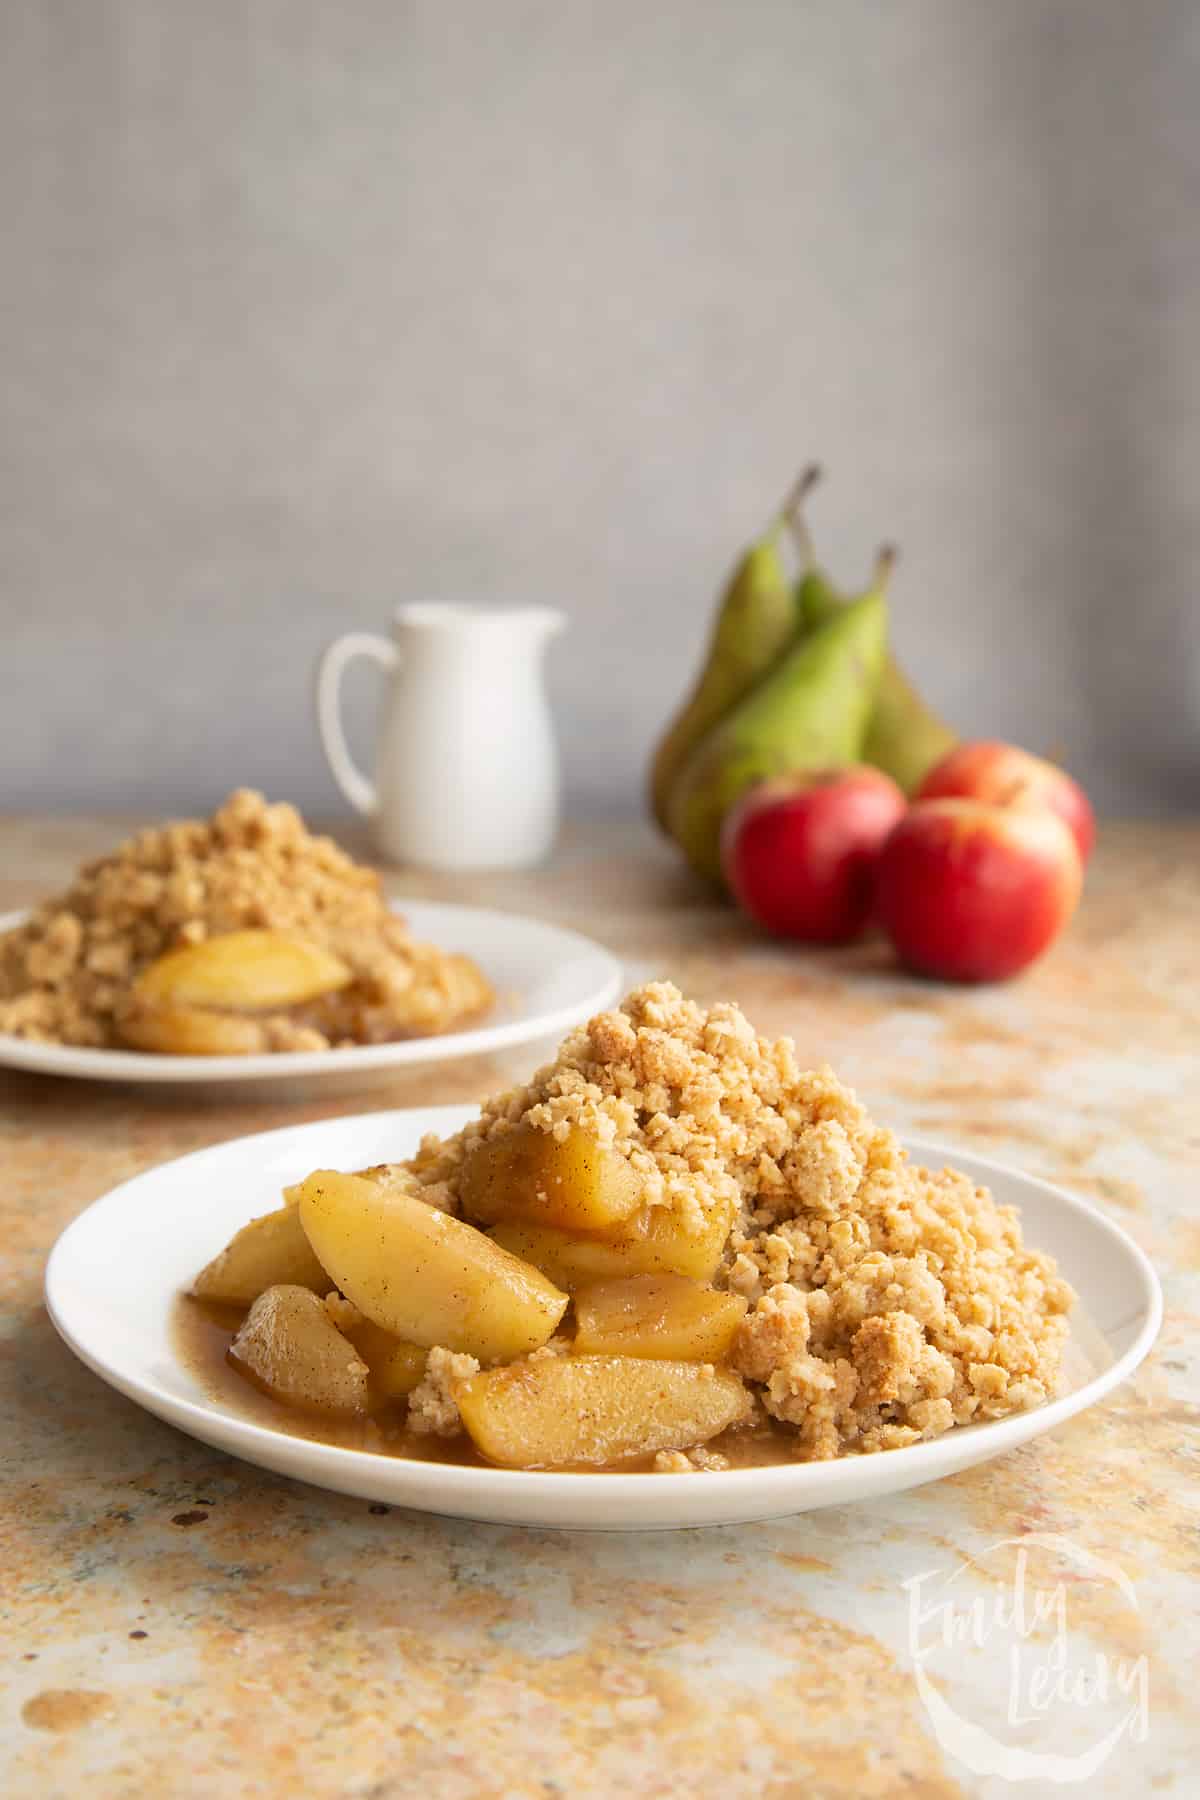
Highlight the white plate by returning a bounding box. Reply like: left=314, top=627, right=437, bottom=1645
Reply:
left=0, top=904, right=621, bottom=1088
left=44, top=1106, right=1161, bottom=1530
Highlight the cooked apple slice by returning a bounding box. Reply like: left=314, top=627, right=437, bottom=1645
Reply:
left=455, top=1355, right=750, bottom=1468
left=343, top=1319, right=428, bottom=1405
left=488, top=1197, right=732, bottom=1289
left=229, top=1285, right=368, bottom=1416
left=119, top=1002, right=267, bottom=1056
left=295, top=1169, right=568, bottom=1361
left=458, top=1123, right=645, bottom=1232
left=134, top=929, right=352, bottom=1011
left=573, top=1274, right=747, bottom=1362
left=192, top=1200, right=329, bottom=1305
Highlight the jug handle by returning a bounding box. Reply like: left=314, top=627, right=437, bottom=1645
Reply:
left=314, top=631, right=399, bottom=815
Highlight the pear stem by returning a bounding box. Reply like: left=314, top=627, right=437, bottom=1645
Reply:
left=873, top=543, right=898, bottom=590
left=782, top=463, right=822, bottom=568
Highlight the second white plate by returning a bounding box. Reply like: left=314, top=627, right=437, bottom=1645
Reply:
left=0, top=903, right=621, bottom=1088
left=44, top=1107, right=1162, bottom=1529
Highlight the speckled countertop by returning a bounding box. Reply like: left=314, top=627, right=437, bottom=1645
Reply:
left=1, top=816, right=1197, bottom=1799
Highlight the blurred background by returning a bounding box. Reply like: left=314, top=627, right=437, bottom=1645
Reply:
left=2, top=0, right=1197, bottom=819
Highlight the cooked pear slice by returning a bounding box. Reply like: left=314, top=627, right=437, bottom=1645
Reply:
left=488, top=1197, right=732, bottom=1290
left=294, top=1169, right=568, bottom=1362
left=134, top=929, right=352, bottom=1012
left=192, top=1200, right=329, bottom=1306
left=455, top=1355, right=750, bottom=1468
left=228, top=1285, right=368, bottom=1416
left=573, top=1275, right=747, bottom=1362
left=458, top=1123, right=645, bottom=1232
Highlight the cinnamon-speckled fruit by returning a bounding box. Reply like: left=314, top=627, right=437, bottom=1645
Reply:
left=455, top=1355, right=751, bottom=1467
left=458, top=1122, right=644, bottom=1233
left=134, top=929, right=351, bottom=1011
left=295, top=1169, right=568, bottom=1361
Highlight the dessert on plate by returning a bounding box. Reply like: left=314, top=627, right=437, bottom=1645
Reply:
left=0, top=790, right=492, bottom=1054
left=185, top=982, right=1074, bottom=1469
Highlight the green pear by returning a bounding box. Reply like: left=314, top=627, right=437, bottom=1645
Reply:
left=647, top=470, right=820, bottom=834
left=797, top=550, right=956, bottom=797
left=666, top=587, right=889, bottom=884
left=865, top=659, right=958, bottom=796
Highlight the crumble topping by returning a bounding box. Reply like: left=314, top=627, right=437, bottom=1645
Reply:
left=402, top=981, right=1073, bottom=1461
left=406, top=981, right=880, bottom=1233
left=653, top=1447, right=732, bottom=1473
left=407, top=1346, right=480, bottom=1437
left=353, top=1163, right=456, bottom=1214
left=0, top=789, right=491, bottom=1050
left=726, top=1151, right=1073, bottom=1457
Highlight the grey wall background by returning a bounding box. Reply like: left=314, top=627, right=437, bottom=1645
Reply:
left=2, top=0, right=1198, bottom=820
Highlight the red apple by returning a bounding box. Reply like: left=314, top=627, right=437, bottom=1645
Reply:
left=875, top=797, right=1082, bottom=982
left=919, top=739, right=1095, bottom=864
left=721, top=767, right=907, bottom=943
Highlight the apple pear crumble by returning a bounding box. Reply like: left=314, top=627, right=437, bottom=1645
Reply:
left=0, top=789, right=492, bottom=1053
left=182, top=981, right=1073, bottom=1469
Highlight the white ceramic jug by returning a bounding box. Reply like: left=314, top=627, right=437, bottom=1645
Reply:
left=316, top=603, right=565, bottom=870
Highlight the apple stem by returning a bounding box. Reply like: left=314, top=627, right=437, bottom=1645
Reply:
left=873, top=543, right=898, bottom=590
left=782, top=464, right=822, bottom=567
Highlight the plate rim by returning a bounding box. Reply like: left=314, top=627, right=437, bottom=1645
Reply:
left=0, top=903, right=622, bottom=1083
left=43, top=1109, right=1164, bottom=1519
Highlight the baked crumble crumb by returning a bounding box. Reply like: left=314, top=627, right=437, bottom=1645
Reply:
left=653, top=1446, right=732, bottom=1473
left=353, top=1163, right=457, bottom=1214
left=407, top=1346, right=480, bottom=1437
left=403, top=981, right=1073, bottom=1461
left=0, top=790, right=491, bottom=1051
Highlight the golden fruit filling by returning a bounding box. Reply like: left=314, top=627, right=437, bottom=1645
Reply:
left=0, top=790, right=492, bottom=1053
left=183, top=982, right=1074, bottom=1472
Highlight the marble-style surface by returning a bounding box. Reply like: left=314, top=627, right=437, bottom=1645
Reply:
left=1, top=816, right=1196, bottom=1798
